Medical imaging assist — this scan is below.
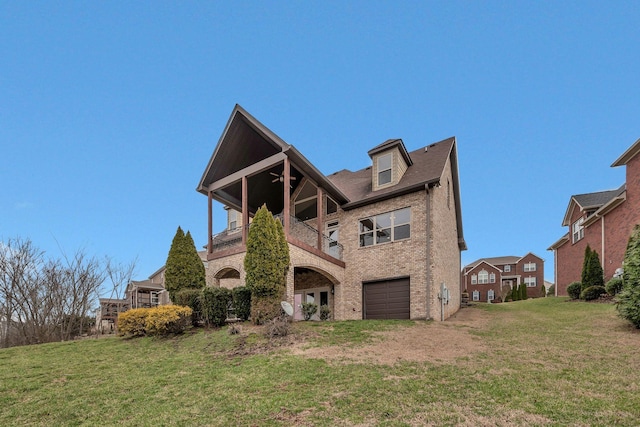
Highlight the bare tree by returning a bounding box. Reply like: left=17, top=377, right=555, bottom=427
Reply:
left=0, top=238, right=106, bottom=348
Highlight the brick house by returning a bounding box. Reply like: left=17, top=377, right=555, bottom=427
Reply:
left=196, top=105, right=466, bottom=321
left=461, top=254, right=545, bottom=302
left=548, top=138, right=640, bottom=296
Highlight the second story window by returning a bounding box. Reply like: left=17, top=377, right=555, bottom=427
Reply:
left=471, top=274, right=477, bottom=284
left=377, top=153, right=392, bottom=186
left=489, top=272, right=496, bottom=283
left=572, top=217, right=584, bottom=243
left=478, top=270, right=489, bottom=284
left=504, top=265, right=511, bottom=272
left=524, top=262, right=537, bottom=272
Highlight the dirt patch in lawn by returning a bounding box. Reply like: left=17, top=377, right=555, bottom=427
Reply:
left=289, top=306, right=490, bottom=365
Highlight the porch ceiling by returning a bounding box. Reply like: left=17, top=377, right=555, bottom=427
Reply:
left=197, top=105, right=350, bottom=211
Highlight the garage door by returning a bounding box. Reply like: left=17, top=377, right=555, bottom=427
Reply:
left=363, top=278, right=410, bottom=319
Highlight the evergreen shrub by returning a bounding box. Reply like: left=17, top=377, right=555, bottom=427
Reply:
left=173, top=288, right=203, bottom=326
left=117, top=306, right=192, bottom=337
left=117, top=308, right=148, bottom=337
left=580, top=285, right=606, bottom=301
left=617, top=224, right=640, bottom=328
left=201, top=287, right=233, bottom=327
left=145, top=305, right=192, bottom=336
left=232, top=286, right=252, bottom=321
left=605, top=278, right=623, bottom=296
left=567, top=282, right=582, bottom=299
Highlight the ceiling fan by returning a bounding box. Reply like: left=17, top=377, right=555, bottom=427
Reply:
left=270, top=171, right=297, bottom=184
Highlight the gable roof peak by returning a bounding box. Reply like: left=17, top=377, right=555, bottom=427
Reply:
left=612, top=137, right=640, bottom=167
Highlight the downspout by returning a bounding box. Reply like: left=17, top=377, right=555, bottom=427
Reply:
left=554, top=249, right=558, bottom=297
left=425, top=184, right=432, bottom=320
left=601, top=216, right=606, bottom=279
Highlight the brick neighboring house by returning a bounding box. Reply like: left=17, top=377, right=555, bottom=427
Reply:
left=197, top=105, right=466, bottom=321
left=461, top=254, right=545, bottom=302
left=548, top=138, right=640, bottom=296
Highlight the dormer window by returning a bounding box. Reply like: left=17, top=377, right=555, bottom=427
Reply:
left=377, top=153, right=392, bottom=186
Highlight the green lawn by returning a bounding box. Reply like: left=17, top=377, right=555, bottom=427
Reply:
left=1, top=298, right=638, bottom=426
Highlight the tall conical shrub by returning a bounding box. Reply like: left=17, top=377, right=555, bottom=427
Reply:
left=244, top=205, right=290, bottom=324
left=164, top=226, right=205, bottom=302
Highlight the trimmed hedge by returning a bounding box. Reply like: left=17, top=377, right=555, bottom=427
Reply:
left=232, top=286, right=252, bottom=321
left=145, top=305, right=193, bottom=335
left=201, top=287, right=233, bottom=327
left=117, top=308, right=148, bottom=337
left=117, top=305, right=192, bottom=337
left=580, top=285, right=606, bottom=301
left=172, top=288, right=203, bottom=325
left=567, top=282, right=582, bottom=299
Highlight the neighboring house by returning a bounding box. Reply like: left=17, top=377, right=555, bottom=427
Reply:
left=196, top=105, right=466, bottom=321
left=461, top=254, right=545, bottom=302
left=548, top=138, right=640, bottom=296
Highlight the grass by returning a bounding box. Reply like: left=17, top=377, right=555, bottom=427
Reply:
left=1, top=297, right=639, bottom=426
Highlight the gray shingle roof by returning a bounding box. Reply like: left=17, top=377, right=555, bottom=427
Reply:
left=328, top=137, right=455, bottom=209
left=572, top=185, right=626, bottom=209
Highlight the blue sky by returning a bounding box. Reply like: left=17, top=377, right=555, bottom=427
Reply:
left=1, top=1, right=638, bottom=289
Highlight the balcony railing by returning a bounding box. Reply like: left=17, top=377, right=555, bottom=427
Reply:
left=209, top=215, right=343, bottom=260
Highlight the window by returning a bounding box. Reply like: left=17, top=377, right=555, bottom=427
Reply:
left=478, top=270, right=489, bottom=284
left=524, top=262, right=536, bottom=272
left=504, top=265, right=511, bottom=272
left=359, top=208, right=410, bottom=247
left=572, top=217, right=584, bottom=243
left=488, top=289, right=495, bottom=301
left=151, top=292, right=159, bottom=306
left=326, top=221, right=340, bottom=258
left=489, top=272, right=496, bottom=283
left=377, top=153, right=392, bottom=186
left=525, top=277, right=537, bottom=287
left=228, top=209, right=238, bottom=230
left=325, top=196, right=338, bottom=215
left=471, top=274, right=477, bottom=285
left=472, top=291, right=480, bottom=301
left=295, top=181, right=318, bottom=221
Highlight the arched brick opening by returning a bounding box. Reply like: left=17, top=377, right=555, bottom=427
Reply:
left=293, top=266, right=337, bottom=320
left=214, top=267, right=241, bottom=289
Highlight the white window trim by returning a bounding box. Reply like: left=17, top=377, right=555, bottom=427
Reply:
left=572, top=217, right=585, bottom=243
left=471, top=274, right=477, bottom=285
left=478, top=270, right=489, bottom=284
left=524, top=262, right=537, bottom=272
left=525, top=277, right=537, bottom=287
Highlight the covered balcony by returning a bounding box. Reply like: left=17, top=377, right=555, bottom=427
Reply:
left=196, top=105, right=349, bottom=267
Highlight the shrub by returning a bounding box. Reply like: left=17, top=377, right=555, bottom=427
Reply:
left=605, top=278, right=623, bottom=296
left=232, top=286, right=252, bottom=321
left=567, top=282, right=582, bottom=299
left=301, top=302, right=318, bottom=321
left=201, top=287, right=233, bottom=327
left=617, top=224, right=640, bottom=328
left=547, top=284, right=555, bottom=297
left=145, top=305, right=192, bottom=336
left=580, top=285, right=606, bottom=301
left=250, top=295, right=282, bottom=325
left=172, top=288, right=203, bottom=326
left=117, top=306, right=192, bottom=337
left=541, top=284, right=546, bottom=297
left=117, top=308, right=148, bottom=337
left=264, top=315, right=290, bottom=338
left=319, top=304, right=331, bottom=321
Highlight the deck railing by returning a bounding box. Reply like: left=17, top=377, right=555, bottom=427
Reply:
left=209, top=215, right=343, bottom=260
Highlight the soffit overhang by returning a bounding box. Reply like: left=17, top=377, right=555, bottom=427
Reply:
left=196, top=105, right=349, bottom=214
